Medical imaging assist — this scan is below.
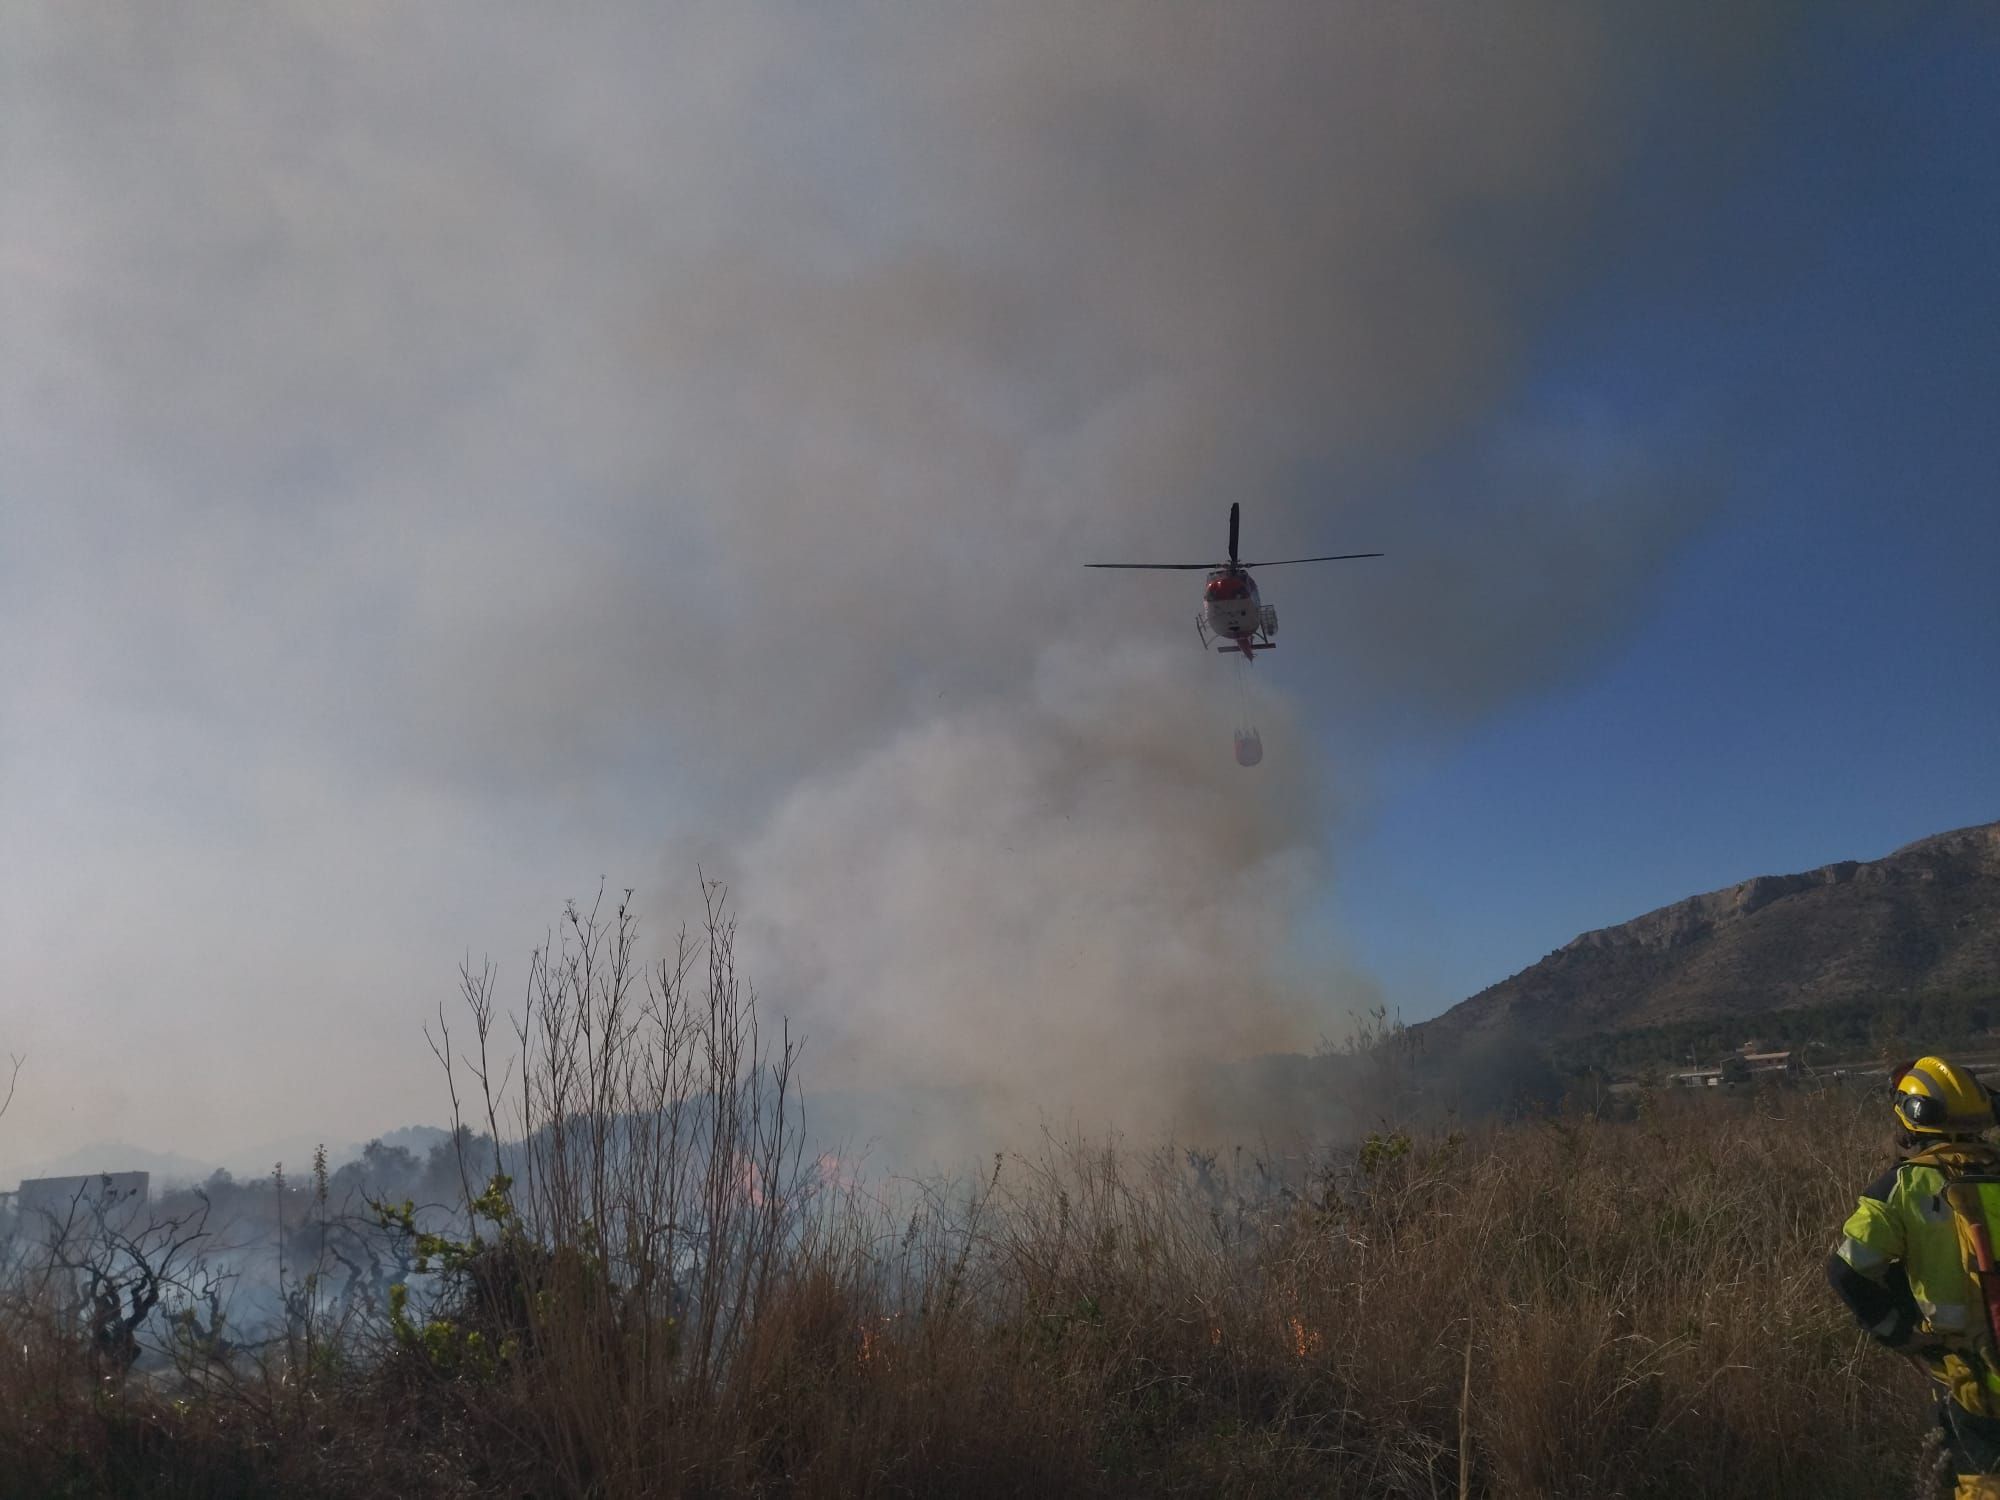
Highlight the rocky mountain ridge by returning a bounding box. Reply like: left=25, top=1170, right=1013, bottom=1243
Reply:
left=1421, top=819, right=2000, bottom=1044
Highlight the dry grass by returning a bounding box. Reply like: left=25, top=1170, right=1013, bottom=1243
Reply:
left=0, top=897, right=1944, bottom=1497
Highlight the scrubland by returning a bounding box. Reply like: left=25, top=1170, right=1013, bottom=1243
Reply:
left=0, top=900, right=1940, bottom=1497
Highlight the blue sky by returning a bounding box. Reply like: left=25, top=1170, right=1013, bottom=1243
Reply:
left=5, top=6, right=1996, bottom=1168
left=1340, top=12, right=2000, bottom=1020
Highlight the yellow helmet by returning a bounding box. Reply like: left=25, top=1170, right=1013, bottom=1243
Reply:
left=1893, top=1056, right=1996, bottom=1136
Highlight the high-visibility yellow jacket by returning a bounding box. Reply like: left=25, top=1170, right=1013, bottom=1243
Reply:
left=1831, top=1142, right=2000, bottom=1416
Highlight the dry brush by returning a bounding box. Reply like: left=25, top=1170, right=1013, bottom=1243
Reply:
left=0, top=896, right=1943, bottom=1497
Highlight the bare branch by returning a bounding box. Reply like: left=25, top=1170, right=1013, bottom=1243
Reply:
left=0, top=1053, right=22, bottom=1121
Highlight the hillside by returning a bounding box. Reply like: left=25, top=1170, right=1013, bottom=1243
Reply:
left=1421, top=819, right=2000, bottom=1046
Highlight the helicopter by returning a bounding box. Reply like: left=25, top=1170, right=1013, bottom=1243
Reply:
left=1086, top=502, right=1381, bottom=660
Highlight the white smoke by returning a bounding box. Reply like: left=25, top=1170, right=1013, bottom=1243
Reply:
left=0, top=3, right=1796, bottom=1165
left=741, top=643, right=1322, bottom=1144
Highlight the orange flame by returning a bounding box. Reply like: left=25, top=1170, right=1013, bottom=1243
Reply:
left=857, top=1313, right=898, bottom=1370
left=1289, top=1316, right=1323, bottom=1359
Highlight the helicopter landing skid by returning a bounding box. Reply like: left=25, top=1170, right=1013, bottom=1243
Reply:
left=1197, top=613, right=1274, bottom=654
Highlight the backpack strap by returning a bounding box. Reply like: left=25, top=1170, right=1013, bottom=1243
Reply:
left=1920, top=1152, right=2000, bottom=1414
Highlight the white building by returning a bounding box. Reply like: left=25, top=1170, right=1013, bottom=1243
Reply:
left=5, top=1172, right=150, bottom=1245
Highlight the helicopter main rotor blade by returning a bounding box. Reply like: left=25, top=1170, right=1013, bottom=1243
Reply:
left=1084, top=562, right=1220, bottom=570
left=1235, top=552, right=1384, bottom=566
left=1228, top=502, right=1240, bottom=565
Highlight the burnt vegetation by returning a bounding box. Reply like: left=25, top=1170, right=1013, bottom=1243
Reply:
left=0, top=895, right=1946, bottom=1498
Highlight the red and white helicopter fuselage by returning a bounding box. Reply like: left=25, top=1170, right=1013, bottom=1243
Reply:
left=1199, top=569, right=1278, bottom=658
left=1086, top=502, right=1378, bottom=662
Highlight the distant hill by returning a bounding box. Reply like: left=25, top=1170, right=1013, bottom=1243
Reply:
left=1419, top=820, right=2000, bottom=1050
left=371, top=1125, right=451, bottom=1159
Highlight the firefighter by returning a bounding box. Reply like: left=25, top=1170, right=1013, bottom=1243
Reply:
left=1829, top=1056, right=2000, bottom=1499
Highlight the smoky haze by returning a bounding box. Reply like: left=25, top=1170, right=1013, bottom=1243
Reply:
left=2, top=5, right=1793, bottom=1171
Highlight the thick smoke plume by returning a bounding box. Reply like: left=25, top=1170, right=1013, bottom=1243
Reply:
left=2, top=5, right=1792, bottom=1165
left=743, top=644, right=1326, bottom=1153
